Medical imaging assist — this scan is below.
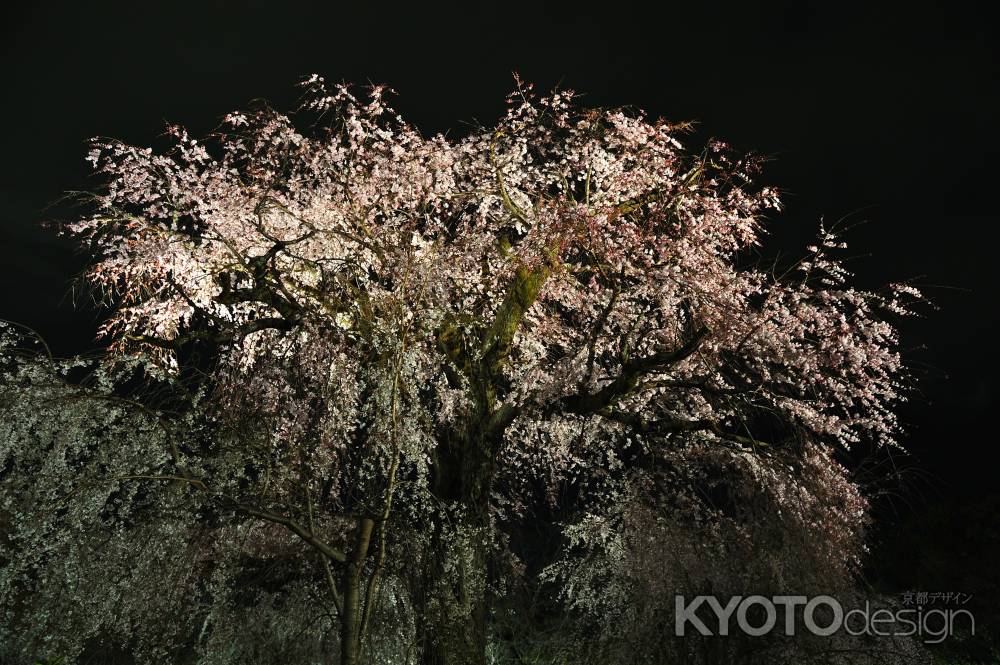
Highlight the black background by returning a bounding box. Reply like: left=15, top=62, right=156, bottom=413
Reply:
left=2, top=0, right=997, bottom=616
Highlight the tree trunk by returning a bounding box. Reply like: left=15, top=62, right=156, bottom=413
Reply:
left=342, top=518, right=374, bottom=665
left=421, top=434, right=494, bottom=665
left=420, top=515, right=489, bottom=665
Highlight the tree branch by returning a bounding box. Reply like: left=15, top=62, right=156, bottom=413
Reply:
left=560, top=325, right=710, bottom=415
left=232, top=502, right=348, bottom=564
left=596, top=408, right=769, bottom=448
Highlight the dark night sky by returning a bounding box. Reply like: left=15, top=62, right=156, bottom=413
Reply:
left=1, top=2, right=997, bottom=536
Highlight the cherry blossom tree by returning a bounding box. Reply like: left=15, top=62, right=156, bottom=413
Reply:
left=0, top=78, right=920, bottom=664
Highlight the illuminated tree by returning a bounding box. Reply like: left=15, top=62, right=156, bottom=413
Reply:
left=0, top=78, right=919, bottom=664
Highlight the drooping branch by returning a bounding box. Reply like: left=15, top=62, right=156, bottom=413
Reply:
left=88, top=472, right=350, bottom=564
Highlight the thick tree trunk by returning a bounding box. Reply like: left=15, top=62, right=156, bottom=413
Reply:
left=421, top=257, right=549, bottom=663
left=421, top=435, right=494, bottom=665
left=420, top=515, right=490, bottom=665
